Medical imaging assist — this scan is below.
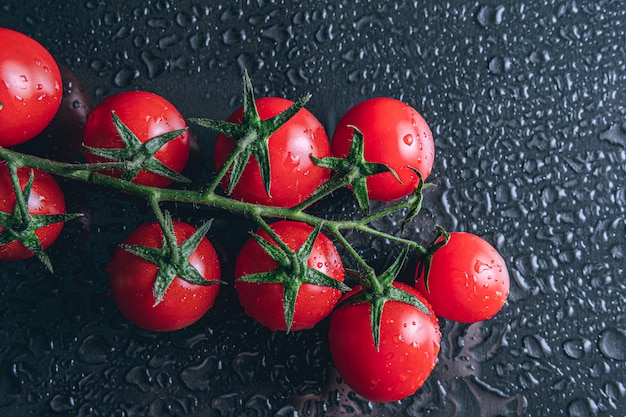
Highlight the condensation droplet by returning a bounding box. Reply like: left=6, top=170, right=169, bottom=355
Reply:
left=113, top=66, right=140, bottom=87
left=599, top=328, right=626, bottom=360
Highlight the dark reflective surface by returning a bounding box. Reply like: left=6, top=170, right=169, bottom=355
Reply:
left=1, top=1, right=625, bottom=416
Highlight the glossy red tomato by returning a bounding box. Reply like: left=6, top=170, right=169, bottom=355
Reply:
left=107, top=220, right=221, bottom=332
left=0, top=163, right=66, bottom=261
left=234, top=220, right=345, bottom=331
left=0, top=28, right=62, bottom=147
left=331, top=98, right=434, bottom=202
left=213, top=97, right=331, bottom=207
left=415, top=232, right=510, bottom=323
left=328, top=282, right=441, bottom=402
left=82, top=91, right=190, bottom=188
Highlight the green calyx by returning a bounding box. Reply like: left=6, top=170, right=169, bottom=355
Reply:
left=190, top=69, right=311, bottom=197
left=337, top=246, right=431, bottom=350
left=236, top=222, right=350, bottom=333
left=415, top=225, right=451, bottom=292
left=83, top=112, right=190, bottom=184
left=0, top=168, right=82, bottom=273
left=119, top=210, right=224, bottom=306
left=311, top=126, right=401, bottom=216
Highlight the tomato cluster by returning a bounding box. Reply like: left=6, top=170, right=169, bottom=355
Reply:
left=0, top=28, right=511, bottom=404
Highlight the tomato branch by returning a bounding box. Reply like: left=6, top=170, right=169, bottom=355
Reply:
left=0, top=142, right=433, bottom=277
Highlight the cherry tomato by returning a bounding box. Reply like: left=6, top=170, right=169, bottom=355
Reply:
left=331, top=98, right=434, bottom=202
left=107, top=220, right=221, bottom=332
left=0, top=28, right=62, bottom=147
left=234, top=220, right=345, bottom=331
left=82, top=91, right=190, bottom=188
left=0, top=163, right=66, bottom=261
left=328, top=282, right=441, bottom=402
left=415, top=232, right=510, bottom=323
left=213, top=97, right=331, bottom=207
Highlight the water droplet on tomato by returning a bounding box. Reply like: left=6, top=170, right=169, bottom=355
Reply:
left=403, top=134, right=414, bottom=146
left=474, top=259, right=492, bottom=273
left=19, top=75, right=28, bottom=83
left=284, top=152, right=301, bottom=169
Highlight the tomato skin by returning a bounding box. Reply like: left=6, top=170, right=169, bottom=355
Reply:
left=0, top=28, right=62, bottom=147
left=415, top=232, right=510, bottom=323
left=234, top=220, right=345, bottom=331
left=0, top=163, right=66, bottom=261
left=107, top=221, right=221, bottom=332
left=213, top=97, right=331, bottom=207
left=331, top=97, right=434, bottom=202
left=82, top=91, right=190, bottom=187
left=328, top=282, right=441, bottom=403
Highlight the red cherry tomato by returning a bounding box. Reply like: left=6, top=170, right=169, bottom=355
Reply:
left=0, top=28, right=62, bottom=147
left=0, top=163, right=66, bottom=261
left=82, top=91, right=190, bottom=188
left=331, top=97, right=434, bottom=202
left=213, top=97, right=331, bottom=207
left=328, top=282, right=441, bottom=402
left=234, top=220, right=345, bottom=331
left=415, top=232, right=510, bottom=323
left=107, top=220, right=221, bottom=332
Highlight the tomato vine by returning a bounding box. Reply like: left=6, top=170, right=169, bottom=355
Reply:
left=0, top=64, right=510, bottom=403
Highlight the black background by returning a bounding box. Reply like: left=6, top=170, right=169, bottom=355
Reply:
left=1, top=1, right=625, bottom=416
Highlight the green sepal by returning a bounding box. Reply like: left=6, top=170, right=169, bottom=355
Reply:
left=119, top=212, right=224, bottom=306
left=415, top=225, right=451, bottom=292
left=190, top=69, right=311, bottom=198
left=236, top=222, right=350, bottom=332
left=0, top=169, right=82, bottom=273
left=311, top=126, right=401, bottom=216
left=336, top=246, right=431, bottom=350
left=83, top=112, right=190, bottom=184
left=400, top=168, right=436, bottom=232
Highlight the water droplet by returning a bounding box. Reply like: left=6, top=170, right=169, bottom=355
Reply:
left=477, top=5, right=505, bottom=28
left=474, top=259, right=493, bottom=273
left=284, top=152, right=301, bottom=169
left=599, top=123, right=626, bottom=147
left=77, top=334, right=111, bottom=364
left=113, top=66, right=140, bottom=87
left=599, top=328, right=626, bottom=360
left=180, top=356, right=218, bottom=391
left=488, top=56, right=512, bottom=75
left=403, top=134, right=414, bottom=146
left=49, top=394, right=75, bottom=412
left=563, top=338, right=591, bottom=359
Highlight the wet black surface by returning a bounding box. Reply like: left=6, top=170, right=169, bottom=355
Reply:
left=1, top=1, right=625, bottom=416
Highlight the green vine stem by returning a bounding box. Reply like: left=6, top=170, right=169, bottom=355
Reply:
left=0, top=144, right=429, bottom=274
left=7, top=163, right=31, bottom=224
